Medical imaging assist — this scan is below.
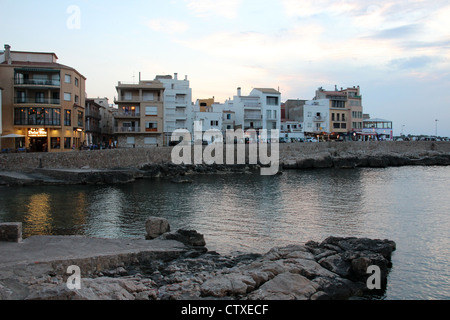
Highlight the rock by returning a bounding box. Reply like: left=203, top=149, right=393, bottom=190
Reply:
left=160, top=229, right=206, bottom=247
left=145, top=217, right=170, bottom=240
left=248, top=272, right=319, bottom=300
left=0, top=222, right=22, bottom=243
left=319, top=254, right=352, bottom=278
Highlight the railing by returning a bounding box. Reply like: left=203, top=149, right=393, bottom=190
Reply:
left=14, top=97, right=60, bottom=105
left=115, top=111, right=141, bottom=118
left=313, top=116, right=326, bottom=122
left=15, top=79, right=60, bottom=86
left=114, top=127, right=141, bottom=133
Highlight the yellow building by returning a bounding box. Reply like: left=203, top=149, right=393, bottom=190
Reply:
left=114, top=80, right=165, bottom=147
left=0, top=45, right=86, bottom=152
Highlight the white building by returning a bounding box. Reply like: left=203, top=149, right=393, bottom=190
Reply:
left=280, top=120, right=304, bottom=141
left=155, top=73, right=193, bottom=145
left=224, top=87, right=281, bottom=140
left=303, top=99, right=330, bottom=136
left=193, top=102, right=223, bottom=144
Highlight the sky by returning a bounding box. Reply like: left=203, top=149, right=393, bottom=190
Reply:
left=1, top=0, right=449, bottom=136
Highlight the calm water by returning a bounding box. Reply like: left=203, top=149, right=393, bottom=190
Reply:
left=0, top=166, right=449, bottom=300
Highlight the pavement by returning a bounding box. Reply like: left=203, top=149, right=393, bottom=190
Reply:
left=0, top=235, right=188, bottom=270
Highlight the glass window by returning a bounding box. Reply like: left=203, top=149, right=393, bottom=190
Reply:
left=127, top=137, right=135, bottom=144
left=145, top=106, right=158, bottom=116
left=51, top=137, right=61, bottom=149
left=64, top=92, right=71, bottom=101
left=64, top=110, right=71, bottom=126
left=64, top=137, right=71, bottom=149
left=77, top=111, right=84, bottom=127
left=145, top=121, right=158, bottom=131
left=65, top=74, right=71, bottom=83
left=75, top=78, right=79, bottom=87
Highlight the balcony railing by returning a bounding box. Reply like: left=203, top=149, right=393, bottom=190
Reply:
left=115, top=111, right=141, bottom=118
left=114, top=127, right=141, bottom=133
left=313, top=116, right=326, bottom=122
left=14, top=97, right=60, bottom=105
left=15, top=79, right=60, bottom=86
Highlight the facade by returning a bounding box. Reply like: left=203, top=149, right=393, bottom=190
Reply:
left=94, top=97, right=115, bottom=146
left=114, top=80, right=165, bottom=147
left=155, top=73, right=193, bottom=145
left=193, top=101, right=223, bottom=144
left=0, top=44, right=86, bottom=152
left=85, top=99, right=102, bottom=147
left=363, top=117, right=393, bottom=140
left=314, top=86, right=363, bottom=139
left=303, top=99, right=330, bottom=138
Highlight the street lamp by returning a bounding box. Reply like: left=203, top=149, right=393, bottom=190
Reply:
left=435, top=119, right=438, bottom=138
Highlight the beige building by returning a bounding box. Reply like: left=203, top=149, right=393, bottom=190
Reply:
left=314, top=86, right=363, bottom=138
left=0, top=44, right=86, bottom=152
left=114, top=80, right=165, bottom=147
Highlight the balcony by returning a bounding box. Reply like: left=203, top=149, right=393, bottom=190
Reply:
left=14, top=79, right=60, bottom=87
left=14, top=97, right=60, bottom=105
left=114, top=111, right=141, bottom=118
left=313, top=116, right=326, bottom=122
left=114, top=127, right=141, bottom=133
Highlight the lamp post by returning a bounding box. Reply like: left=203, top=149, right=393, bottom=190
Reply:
left=435, top=119, right=438, bottom=138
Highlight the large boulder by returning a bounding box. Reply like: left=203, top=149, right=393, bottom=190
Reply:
left=145, top=217, right=170, bottom=240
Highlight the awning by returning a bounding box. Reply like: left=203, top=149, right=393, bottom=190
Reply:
left=1, top=134, right=25, bottom=138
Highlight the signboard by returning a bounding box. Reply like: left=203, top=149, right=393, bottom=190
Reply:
left=28, top=128, right=48, bottom=137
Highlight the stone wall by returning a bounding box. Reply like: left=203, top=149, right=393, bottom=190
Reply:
left=0, top=141, right=449, bottom=172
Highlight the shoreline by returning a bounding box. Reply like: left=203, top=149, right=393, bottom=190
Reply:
left=0, top=220, right=396, bottom=300
left=1, top=145, right=450, bottom=186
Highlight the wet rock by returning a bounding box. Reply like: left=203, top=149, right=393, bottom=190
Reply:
left=159, top=229, right=206, bottom=247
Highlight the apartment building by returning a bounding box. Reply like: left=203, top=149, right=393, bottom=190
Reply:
left=314, top=85, right=363, bottom=139
left=303, top=99, right=330, bottom=138
left=85, top=98, right=102, bottom=147
left=94, top=97, right=115, bottom=146
left=0, top=44, right=86, bottom=152
left=114, top=79, right=165, bottom=147
left=155, top=73, right=193, bottom=145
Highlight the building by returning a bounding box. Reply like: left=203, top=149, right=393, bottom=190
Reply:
left=85, top=98, right=102, bottom=147
left=155, top=73, right=193, bottom=145
left=314, top=85, right=363, bottom=139
left=94, top=97, right=115, bottom=147
left=114, top=79, right=165, bottom=147
left=193, top=101, right=223, bottom=144
left=0, top=44, right=86, bottom=152
left=362, top=116, right=393, bottom=140
left=303, top=99, right=330, bottom=139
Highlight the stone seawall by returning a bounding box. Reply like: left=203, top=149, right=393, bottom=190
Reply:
left=1, top=141, right=449, bottom=172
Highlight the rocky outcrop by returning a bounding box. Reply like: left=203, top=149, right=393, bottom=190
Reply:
left=0, top=234, right=396, bottom=300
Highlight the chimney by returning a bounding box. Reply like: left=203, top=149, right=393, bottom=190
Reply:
left=4, top=44, right=11, bottom=64
left=237, top=87, right=241, bottom=97
left=185, top=75, right=188, bottom=81
left=174, top=73, right=178, bottom=80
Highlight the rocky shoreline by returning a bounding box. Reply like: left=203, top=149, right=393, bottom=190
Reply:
left=1, top=149, right=450, bottom=186
left=0, top=218, right=396, bottom=300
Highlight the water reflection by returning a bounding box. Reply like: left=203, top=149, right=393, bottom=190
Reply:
left=0, top=166, right=449, bottom=299
left=24, top=193, right=52, bottom=236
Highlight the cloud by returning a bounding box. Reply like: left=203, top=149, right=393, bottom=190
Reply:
left=184, top=0, right=242, bottom=19
left=389, top=56, right=439, bottom=70
left=145, top=19, right=189, bottom=34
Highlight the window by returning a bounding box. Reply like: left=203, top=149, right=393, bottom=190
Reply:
left=75, top=78, right=79, bottom=87
left=266, top=96, right=279, bottom=105
left=145, top=121, right=158, bottom=132
left=341, top=123, right=347, bottom=129
left=226, top=114, right=231, bottom=120
left=64, top=137, right=71, bottom=149
left=51, top=137, right=61, bottom=149
left=127, top=137, right=135, bottom=144
left=342, top=113, right=346, bottom=121
left=124, top=92, right=132, bottom=101
left=145, top=106, right=158, bottom=116
left=144, top=137, right=157, bottom=145
left=337, top=114, right=340, bottom=121
left=77, top=111, right=84, bottom=127
left=333, top=123, right=340, bottom=129
left=211, top=120, right=219, bottom=126
left=143, top=92, right=154, bottom=101
left=64, top=110, right=71, bottom=126
left=14, top=108, right=60, bottom=126
left=64, top=92, right=71, bottom=101
left=65, top=74, right=71, bottom=83
left=332, top=113, right=335, bottom=121
left=75, top=95, right=79, bottom=104
left=35, top=92, right=45, bottom=103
